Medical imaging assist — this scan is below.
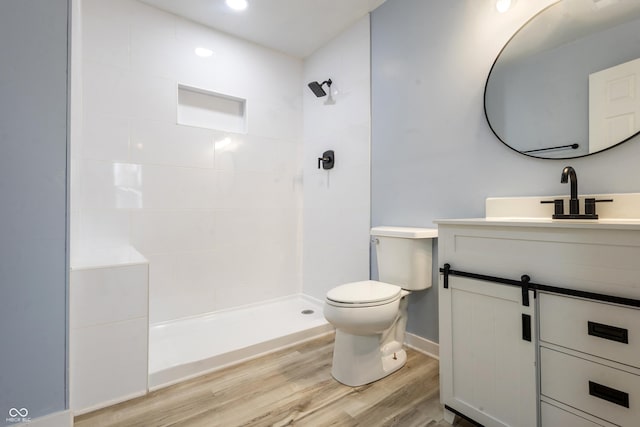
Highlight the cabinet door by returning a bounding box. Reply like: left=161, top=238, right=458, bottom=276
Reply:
left=439, top=276, right=537, bottom=427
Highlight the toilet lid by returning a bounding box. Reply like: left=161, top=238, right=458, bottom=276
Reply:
left=326, top=280, right=401, bottom=305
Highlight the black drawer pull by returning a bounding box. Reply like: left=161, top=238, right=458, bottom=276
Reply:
left=589, top=381, right=629, bottom=408
left=522, top=313, right=531, bottom=342
left=588, top=321, right=628, bottom=344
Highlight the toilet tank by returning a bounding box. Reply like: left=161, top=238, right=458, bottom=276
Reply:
left=371, top=226, right=438, bottom=290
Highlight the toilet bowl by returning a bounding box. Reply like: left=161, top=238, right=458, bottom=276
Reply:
left=324, top=280, right=411, bottom=386
left=324, top=280, right=402, bottom=334
left=323, top=227, right=437, bottom=387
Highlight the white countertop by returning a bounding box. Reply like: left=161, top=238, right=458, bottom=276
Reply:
left=435, top=193, right=640, bottom=230
left=434, top=217, right=640, bottom=230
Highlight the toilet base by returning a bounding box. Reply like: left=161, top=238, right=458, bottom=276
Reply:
left=330, top=329, right=407, bottom=387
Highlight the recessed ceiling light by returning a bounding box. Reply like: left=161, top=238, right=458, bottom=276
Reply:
left=226, top=0, right=248, bottom=11
left=496, top=0, right=513, bottom=13
left=195, top=47, right=214, bottom=58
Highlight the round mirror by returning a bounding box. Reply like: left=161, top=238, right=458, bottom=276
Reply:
left=485, top=0, right=640, bottom=159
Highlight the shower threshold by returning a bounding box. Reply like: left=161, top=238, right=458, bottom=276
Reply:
left=148, top=294, right=332, bottom=390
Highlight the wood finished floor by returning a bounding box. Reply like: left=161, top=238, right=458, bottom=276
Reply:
left=75, top=333, right=474, bottom=427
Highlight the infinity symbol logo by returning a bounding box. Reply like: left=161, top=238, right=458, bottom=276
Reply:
left=8, top=408, right=28, bottom=417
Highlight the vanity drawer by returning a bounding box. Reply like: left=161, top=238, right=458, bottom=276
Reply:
left=541, top=401, right=607, bottom=427
left=539, top=293, right=640, bottom=368
left=540, top=347, right=640, bottom=426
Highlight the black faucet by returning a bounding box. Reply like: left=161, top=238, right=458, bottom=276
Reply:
left=560, top=166, right=579, bottom=215
left=543, top=166, right=613, bottom=219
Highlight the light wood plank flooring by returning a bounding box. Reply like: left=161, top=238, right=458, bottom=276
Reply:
left=75, top=333, right=474, bottom=427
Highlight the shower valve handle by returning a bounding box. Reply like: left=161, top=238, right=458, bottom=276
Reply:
left=317, top=150, right=335, bottom=170
left=317, top=157, right=329, bottom=168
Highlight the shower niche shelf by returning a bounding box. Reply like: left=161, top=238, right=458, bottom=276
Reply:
left=177, top=84, right=246, bottom=133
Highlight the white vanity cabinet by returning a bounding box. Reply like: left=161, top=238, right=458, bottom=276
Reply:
left=538, top=293, right=640, bottom=427
left=439, top=275, right=537, bottom=427
left=437, top=219, right=640, bottom=427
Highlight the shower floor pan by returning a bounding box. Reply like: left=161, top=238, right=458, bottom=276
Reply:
left=148, top=294, right=332, bottom=390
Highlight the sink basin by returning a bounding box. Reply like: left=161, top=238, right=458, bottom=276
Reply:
left=486, top=193, right=640, bottom=221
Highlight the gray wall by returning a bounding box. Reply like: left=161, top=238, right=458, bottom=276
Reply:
left=371, top=0, right=640, bottom=342
left=0, top=0, right=69, bottom=423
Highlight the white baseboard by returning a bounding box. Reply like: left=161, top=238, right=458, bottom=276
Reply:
left=404, top=332, right=439, bottom=360
left=13, top=410, right=72, bottom=427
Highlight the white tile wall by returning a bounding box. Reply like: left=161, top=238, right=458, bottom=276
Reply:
left=81, top=0, right=131, bottom=69
left=130, top=210, right=216, bottom=254
left=82, top=113, right=130, bottom=162
left=70, top=264, right=148, bottom=329
left=82, top=61, right=132, bottom=117
left=75, top=0, right=304, bottom=323
left=75, top=208, right=131, bottom=253
left=131, top=120, right=215, bottom=168
left=138, top=164, right=216, bottom=210
left=302, top=16, right=372, bottom=300
left=71, top=317, right=148, bottom=412
left=70, top=262, right=149, bottom=414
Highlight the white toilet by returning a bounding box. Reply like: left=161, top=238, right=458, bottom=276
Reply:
left=323, top=226, right=438, bottom=386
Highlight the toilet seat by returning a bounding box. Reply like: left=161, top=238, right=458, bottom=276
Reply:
left=326, top=280, right=401, bottom=308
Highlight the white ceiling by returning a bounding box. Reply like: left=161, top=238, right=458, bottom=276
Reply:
left=499, top=0, right=640, bottom=63
left=139, top=0, right=386, bottom=58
